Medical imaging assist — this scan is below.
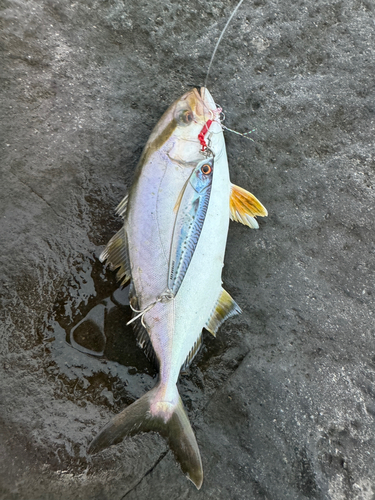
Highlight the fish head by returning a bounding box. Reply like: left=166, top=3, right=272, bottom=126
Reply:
left=174, top=87, right=216, bottom=127
left=172, top=87, right=224, bottom=159
left=143, top=88, right=224, bottom=165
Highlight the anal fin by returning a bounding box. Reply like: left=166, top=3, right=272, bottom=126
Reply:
left=205, top=288, right=242, bottom=337
left=99, top=226, right=131, bottom=286
left=131, top=315, right=159, bottom=368
left=230, top=183, right=267, bottom=229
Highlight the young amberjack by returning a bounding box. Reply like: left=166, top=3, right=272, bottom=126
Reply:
left=88, top=87, right=267, bottom=488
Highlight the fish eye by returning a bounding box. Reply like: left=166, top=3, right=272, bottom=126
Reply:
left=179, top=109, right=194, bottom=125
left=201, top=163, right=212, bottom=175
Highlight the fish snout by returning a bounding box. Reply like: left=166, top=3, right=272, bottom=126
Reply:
left=198, top=87, right=217, bottom=113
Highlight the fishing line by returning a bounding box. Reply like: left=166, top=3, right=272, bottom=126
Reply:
left=204, top=0, right=246, bottom=89
left=126, top=303, right=155, bottom=327
left=202, top=0, right=256, bottom=145
left=127, top=291, right=175, bottom=328
left=221, top=125, right=255, bottom=142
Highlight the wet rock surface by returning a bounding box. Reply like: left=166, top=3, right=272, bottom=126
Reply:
left=1, top=0, right=375, bottom=498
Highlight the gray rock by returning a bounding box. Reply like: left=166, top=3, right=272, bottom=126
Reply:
left=1, top=0, right=375, bottom=498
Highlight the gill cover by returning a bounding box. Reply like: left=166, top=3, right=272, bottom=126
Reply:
left=168, top=157, right=214, bottom=295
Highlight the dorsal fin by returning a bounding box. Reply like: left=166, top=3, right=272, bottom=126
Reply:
left=99, top=226, right=131, bottom=286
left=116, top=193, right=129, bottom=218
left=181, top=334, right=202, bottom=373
left=205, top=288, right=242, bottom=337
left=229, top=184, right=267, bottom=229
left=131, top=315, right=159, bottom=368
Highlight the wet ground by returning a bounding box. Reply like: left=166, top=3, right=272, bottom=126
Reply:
left=1, top=0, right=375, bottom=498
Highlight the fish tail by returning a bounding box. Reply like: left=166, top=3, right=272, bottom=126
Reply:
left=88, top=384, right=203, bottom=489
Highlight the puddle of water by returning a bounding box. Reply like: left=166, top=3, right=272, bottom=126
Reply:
left=51, top=258, right=154, bottom=373
left=70, top=303, right=107, bottom=356
left=43, top=257, right=157, bottom=414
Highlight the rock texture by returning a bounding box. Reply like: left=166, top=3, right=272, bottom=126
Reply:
left=1, top=0, right=375, bottom=498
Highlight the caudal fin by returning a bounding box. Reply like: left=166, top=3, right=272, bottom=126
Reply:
left=88, top=385, right=203, bottom=489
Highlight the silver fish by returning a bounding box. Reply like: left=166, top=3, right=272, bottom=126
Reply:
left=88, top=88, right=267, bottom=489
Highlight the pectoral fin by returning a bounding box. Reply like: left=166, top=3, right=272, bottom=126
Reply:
left=230, top=183, right=267, bottom=229
left=205, top=288, right=242, bottom=337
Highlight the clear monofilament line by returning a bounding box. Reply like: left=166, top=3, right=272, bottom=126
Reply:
left=204, top=0, right=246, bottom=89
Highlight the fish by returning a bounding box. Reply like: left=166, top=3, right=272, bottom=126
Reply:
left=88, top=87, right=267, bottom=489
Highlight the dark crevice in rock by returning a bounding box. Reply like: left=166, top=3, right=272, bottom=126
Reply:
left=121, top=450, right=169, bottom=499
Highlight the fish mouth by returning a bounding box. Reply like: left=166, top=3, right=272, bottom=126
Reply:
left=189, top=87, right=217, bottom=121
left=198, top=87, right=216, bottom=107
